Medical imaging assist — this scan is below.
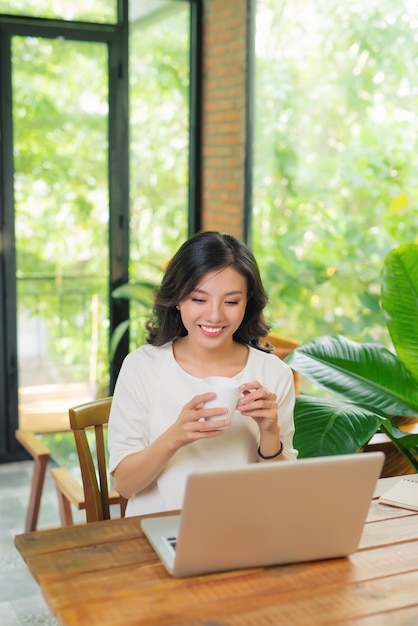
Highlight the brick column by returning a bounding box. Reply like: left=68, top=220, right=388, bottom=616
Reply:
left=201, top=0, right=249, bottom=238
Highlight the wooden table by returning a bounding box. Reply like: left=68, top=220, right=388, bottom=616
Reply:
left=15, top=476, right=418, bottom=626
left=15, top=428, right=86, bottom=531
left=15, top=427, right=113, bottom=531
left=15, top=429, right=52, bottom=532
left=16, top=381, right=95, bottom=531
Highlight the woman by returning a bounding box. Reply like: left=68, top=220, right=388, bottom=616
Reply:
left=108, top=231, right=298, bottom=516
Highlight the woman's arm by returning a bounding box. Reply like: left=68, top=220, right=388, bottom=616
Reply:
left=238, top=363, right=297, bottom=462
left=111, top=391, right=232, bottom=499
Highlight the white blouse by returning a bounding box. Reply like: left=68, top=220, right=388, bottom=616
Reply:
left=108, top=342, right=298, bottom=516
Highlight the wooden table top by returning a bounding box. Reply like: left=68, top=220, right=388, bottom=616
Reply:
left=15, top=475, right=418, bottom=626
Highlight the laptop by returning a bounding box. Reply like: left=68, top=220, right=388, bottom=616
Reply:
left=141, top=451, right=385, bottom=577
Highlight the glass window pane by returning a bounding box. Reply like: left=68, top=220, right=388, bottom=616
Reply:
left=128, top=1, right=191, bottom=346
left=253, top=0, right=418, bottom=345
left=0, top=0, right=116, bottom=23
left=13, top=36, right=110, bottom=430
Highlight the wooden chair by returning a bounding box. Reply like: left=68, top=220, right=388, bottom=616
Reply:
left=51, top=397, right=127, bottom=525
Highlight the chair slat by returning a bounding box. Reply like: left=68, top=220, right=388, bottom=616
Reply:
left=55, top=397, right=126, bottom=523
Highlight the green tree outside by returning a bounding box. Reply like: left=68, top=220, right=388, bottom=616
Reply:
left=253, top=0, right=418, bottom=345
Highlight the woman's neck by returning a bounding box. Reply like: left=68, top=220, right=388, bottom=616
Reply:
left=172, top=337, right=249, bottom=378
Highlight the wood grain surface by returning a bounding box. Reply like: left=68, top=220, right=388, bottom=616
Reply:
left=15, top=476, right=418, bottom=626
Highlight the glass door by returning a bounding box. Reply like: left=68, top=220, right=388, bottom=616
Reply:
left=12, top=35, right=110, bottom=431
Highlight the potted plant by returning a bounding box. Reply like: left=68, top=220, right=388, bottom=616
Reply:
left=286, top=243, right=418, bottom=473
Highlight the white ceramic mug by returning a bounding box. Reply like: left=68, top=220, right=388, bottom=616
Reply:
left=202, top=376, right=241, bottom=423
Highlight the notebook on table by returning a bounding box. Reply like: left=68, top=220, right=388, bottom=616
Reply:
left=379, top=477, right=418, bottom=511
left=141, top=451, right=385, bottom=578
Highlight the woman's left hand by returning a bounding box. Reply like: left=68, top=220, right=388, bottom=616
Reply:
left=237, top=381, right=278, bottom=433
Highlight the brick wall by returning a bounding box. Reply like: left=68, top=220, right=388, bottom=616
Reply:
left=201, top=0, right=249, bottom=238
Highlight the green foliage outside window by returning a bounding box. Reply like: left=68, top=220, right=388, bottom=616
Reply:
left=13, top=36, right=109, bottom=389
left=128, top=7, right=190, bottom=284
left=0, top=0, right=116, bottom=22
left=10, top=0, right=418, bottom=399
left=253, top=0, right=418, bottom=345
left=11, top=5, right=191, bottom=397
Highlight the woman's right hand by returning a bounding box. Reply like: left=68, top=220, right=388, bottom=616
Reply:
left=113, top=393, right=230, bottom=499
left=169, top=392, right=231, bottom=447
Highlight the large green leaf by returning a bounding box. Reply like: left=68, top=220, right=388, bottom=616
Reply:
left=380, top=418, right=418, bottom=447
left=286, top=335, right=418, bottom=415
left=381, top=244, right=418, bottom=383
left=293, top=394, right=382, bottom=458
left=379, top=418, right=418, bottom=472
left=112, top=282, right=156, bottom=308
left=109, top=320, right=130, bottom=361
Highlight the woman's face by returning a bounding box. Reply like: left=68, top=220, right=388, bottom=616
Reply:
left=178, top=267, right=248, bottom=348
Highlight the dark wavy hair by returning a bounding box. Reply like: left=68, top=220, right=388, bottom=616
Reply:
left=146, top=231, right=271, bottom=348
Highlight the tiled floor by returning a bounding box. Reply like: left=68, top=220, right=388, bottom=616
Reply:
left=0, top=460, right=85, bottom=626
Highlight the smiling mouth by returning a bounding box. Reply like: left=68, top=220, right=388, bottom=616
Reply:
left=200, top=325, right=223, bottom=334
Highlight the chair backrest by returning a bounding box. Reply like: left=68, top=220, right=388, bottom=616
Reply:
left=69, top=396, right=116, bottom=522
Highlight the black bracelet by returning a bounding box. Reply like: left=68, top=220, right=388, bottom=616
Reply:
left=257, top=441, right=284, bottom=459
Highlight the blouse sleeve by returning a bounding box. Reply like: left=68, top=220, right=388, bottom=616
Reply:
left=276, top=364, right=298, bottom=460
left=108, top=351, right=150, bottom=474
left=264, top=351, right=298, bottom=460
